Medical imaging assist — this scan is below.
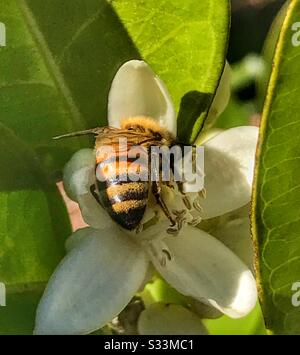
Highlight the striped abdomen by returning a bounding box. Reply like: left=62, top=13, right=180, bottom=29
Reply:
left=95, top=145, right=149, bottom=230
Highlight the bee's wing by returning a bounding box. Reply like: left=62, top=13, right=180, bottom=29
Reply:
left=98, top=130, right=161, bottom=148
left=54, top=126, right=161, bottom=151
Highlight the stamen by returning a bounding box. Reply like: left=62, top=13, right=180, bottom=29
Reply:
left=198, top=188, right=207, bottom=199
left=166, top=209, right=187, bottom=235
left=146, top=241, right=172, bottom=267
left=188, top=216, right=202, bottom=227
left=167, top=227, right=180, bottom=236
left=177, top=214, right=187, bottom=230
left=193, top=198, right=203, bottom=213
left=172, top=209, right=186, bottom=216
left=136, top=223, right=143, bottom=234
left=162, top=248, right=172, bottom=261
left=182, top=195, right=192, bottom=210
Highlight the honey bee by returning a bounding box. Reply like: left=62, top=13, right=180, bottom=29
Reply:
left=55, top=116, right=200, bottom=234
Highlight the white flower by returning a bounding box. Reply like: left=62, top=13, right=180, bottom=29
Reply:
left=35, top=60, right=258, bottom=335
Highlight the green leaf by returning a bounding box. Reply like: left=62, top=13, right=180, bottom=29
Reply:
left=140, top=277, right=187, bottom=308
left=0, top=124, right=70, bottom=334
left=112, top=0, right=230, bottom=143
left=215, top=98, right=251, bottom=129
left=204, top=302, right=267, bottom=335
left=1, top=0, right=229, bottom=172
left=252, top=0, right=300, bottom=335
left=0, top=288, right=43, bottom=335
left=1, top=0, right=141, bottom=175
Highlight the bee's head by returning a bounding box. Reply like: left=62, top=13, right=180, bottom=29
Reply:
left=121, top=116, right=175, bottom=144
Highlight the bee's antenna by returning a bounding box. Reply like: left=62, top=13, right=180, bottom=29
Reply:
left=53, top=128, right=101, bottom=140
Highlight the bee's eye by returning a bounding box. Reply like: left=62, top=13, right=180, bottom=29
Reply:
left=148, top=129, right=162, bottom=140
left=154, top=132, right=162, bottom=140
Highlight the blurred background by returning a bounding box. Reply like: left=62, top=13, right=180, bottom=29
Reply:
left=215, top=0, right=286, bottom=129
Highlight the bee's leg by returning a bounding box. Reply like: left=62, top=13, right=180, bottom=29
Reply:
left=171, top=209, right=188, bottom=232
left=164, top=180, right=175, bottom=189
left=152, top=181, right=188, bottom=235
left=90, top=184, right=101, bottom=204
left=151, top=153, right=185, bottom=235
left=151, top=181, right=177, bottom=231
left=176, top=181, right=192, bottom=209
left=175, top=181, right=202, bottom=227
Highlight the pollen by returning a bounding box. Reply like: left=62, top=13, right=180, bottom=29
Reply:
left=107, top=182, right=146, bottom=199
left=112, top=200, right=146, bottom=213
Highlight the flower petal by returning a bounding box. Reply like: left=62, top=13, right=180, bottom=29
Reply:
left=138, top=303, right=208, bottom=335
left=148, top=226, right=257, bottom=318
left=201, top=126, right=258, bottom=218
left=63, top=149, right=95, bottom=202
left=108, top=60, right=176, bottom=135
left=212, top=217, right=254, bottom=271
left=204, top=62, right=231, bottom=129
left=191, top=300, right=223, bottom=319
left=63, top=149, right=114, bottom=229
left=77, top=193, right=114, bottom=230
left=35, top=227, right=149, bottom=335
left=65, top=227, right=92, bottom=252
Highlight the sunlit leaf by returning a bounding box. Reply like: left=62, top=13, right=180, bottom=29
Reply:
left=204, top=302, right=266, bottom=335
left=1, top=1, right=229, bottom=172
left=252, top=0, right=300, bottom=334
left=112, top=0, right=230, bottom=142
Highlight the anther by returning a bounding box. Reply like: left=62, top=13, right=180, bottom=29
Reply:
left=198, top=188, right=206, bottom=199
left=193, top=199, right=203, bottom=213
left=172, top=209, right=186, bottom=217
left=188, top=216, right=202, bottom=227
left=167, top=226, right=180, bottom=236
left=136, top=223, right=143, bottom=234
left=182, top=196, right=192, bottom=210
left=162, top=248, right=172, bottom=261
